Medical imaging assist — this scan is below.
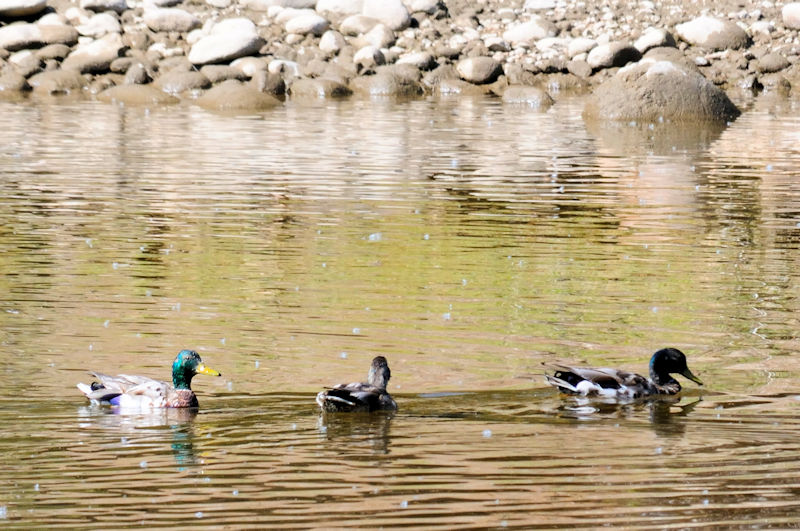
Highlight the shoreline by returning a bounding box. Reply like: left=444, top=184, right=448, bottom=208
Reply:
left=1, top=0, right=799, bottom=112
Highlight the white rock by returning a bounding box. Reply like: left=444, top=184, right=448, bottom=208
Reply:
left=0, top=0, right=47, bottom=17
left=274, top=7, right=314, bottom=24
left=80, top=0, right=127, bottom=13
left=285, top=13, right=330, bottom=35
left=568, top=37, right=597, bottom=58
left=362, top=0, right=410, bottom=31
left=231, top=56, right=268, bottom=76
left=783, top=3, right=800, bottom=30
left=524, top=0, right=555, bottom=9
left=362, top=23, right=395, bottom=48
left=268, top=59, right=299, bottom=76
left=353, top=45, right=385, bottom=68
left=0, top=23, right=43, bottom=51
left=316, top=0, right=363, bottom=17
left=319, top=29, right=346, bottom=53
left=502, top=17, right=556, bottom=47
left=397, top=50, right=434, bottom=69
left=674, top=16, right=749, bottom=50
left=634, top=28, right=675, bottom=53
left=749, top=20, right=773, bottom=36
left=340, top=14, right=379, bottom=35
left=206, top=0, right=231, bottom=7
left=456, top=56, right=501, bottom=84
left=143, top=8, right=201, bottom=33
left=188, top=18, right=264, bottom=65
left=404, top=0, right=438, bottom=14
left=62, top=32, right=124, bottom=73
left=76, top=13, right=121, bottom=38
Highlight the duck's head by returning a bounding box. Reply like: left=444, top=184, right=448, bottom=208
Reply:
left=649, top=348, right=702, bottom=387
left=172, top=350, right=221, bottom=390
left=367, top=356, right=391, bottom=389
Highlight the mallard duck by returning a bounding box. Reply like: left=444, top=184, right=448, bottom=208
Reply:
left=544, top=347, right=703, bottom=399
left=316, top=356, right=398, bottom=412
left=77, top=350, right=220, bottom=409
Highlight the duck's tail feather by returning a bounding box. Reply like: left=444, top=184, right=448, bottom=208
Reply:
left=544, top=373, right=580, bottom=394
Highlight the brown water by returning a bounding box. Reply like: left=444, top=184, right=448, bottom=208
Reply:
left=2, top=95, right=800, bottom=528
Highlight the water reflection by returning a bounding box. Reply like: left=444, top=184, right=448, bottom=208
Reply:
left=2, top=96, right=800, bottom=527
left=317, top=412, right=394, bottom=455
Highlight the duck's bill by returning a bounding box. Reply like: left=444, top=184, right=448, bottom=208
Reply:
left=197, top=364, right=221, bottom=377
left=682, top=369, right=703, bottom=386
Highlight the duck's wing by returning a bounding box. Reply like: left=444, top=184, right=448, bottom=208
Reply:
left=77, top=372, right=166, bottom=404
left=545, top=364, right=651, bottom=398
left=317, top=382, right=396, bottom=412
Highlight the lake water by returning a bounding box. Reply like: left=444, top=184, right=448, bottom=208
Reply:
left=2, top=94, right=800, bottom=527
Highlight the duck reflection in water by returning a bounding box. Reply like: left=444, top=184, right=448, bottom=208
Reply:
left=77, top=405, right=201, bottom=467
left=317, top=411, right=395, bottom=455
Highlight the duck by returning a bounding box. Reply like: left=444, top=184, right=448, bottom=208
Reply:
left=316, top=356, right=398, bottom=412
left=77, top=350, right=221, bottom=409
left=544, top=347, right=702, bottom=400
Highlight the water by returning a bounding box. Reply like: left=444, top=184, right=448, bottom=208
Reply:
left=2, top=94, right=800, bottom=527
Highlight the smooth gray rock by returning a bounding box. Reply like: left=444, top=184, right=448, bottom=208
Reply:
left=28, top=69, right=88, bottom=94
left=584, top=58, right=740, bottom=123
left=188, top=18, right=264, bottom=66
left=143, top=8, right=201, bottom=33
left=290, top=77, right=351, bottom=98
left=195, top=81, right=281, bottom=111
left=757, top=53, right=789, bottom=73
left=36, top=43, right=71, bottom=61
left=455, top=56, right=502, bottom=84
left=97, top=84, right=180, bottom=104
left=501, top=85, right=553, bottom=109
left=567, top=37, right=597, bottom=58
left=200, top=65, right=248, bottom=83
left=154, top=69, right=211, bottom=93
left=397, top=51, right=435, bottom=70
left=587, top=42, right=641, bottom=70
left=674, top=16, right=750, bottom=50
left=80, top=0, right=127, bottom=14
left=39, top=23, right=79, bottom=46
left=349, top=68, right=422, bottom=97
left=0, top=70, right=30, bottom=93
left=353, top=45, right=385, bottom=69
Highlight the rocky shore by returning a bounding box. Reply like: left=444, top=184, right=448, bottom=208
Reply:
left=1, top=0, right=799, bottom=119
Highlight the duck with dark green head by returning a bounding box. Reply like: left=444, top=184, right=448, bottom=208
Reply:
left=77, top=350, right=221, bottom=409
left=544, top=347, right=703, bottom=400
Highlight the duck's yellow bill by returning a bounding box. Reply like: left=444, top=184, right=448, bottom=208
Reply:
left=682, top=369, right=702, bottom=386
left=197, top=364, right=221, bottom=377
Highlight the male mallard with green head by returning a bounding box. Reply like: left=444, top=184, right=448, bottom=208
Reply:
left=545, top=347, right=702, bottom=400
left=316, top=356, right=398, bottom=412
left=77, top=350, right=220, bottom=409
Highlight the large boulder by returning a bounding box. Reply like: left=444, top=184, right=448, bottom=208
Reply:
left=501, top=85, right=553, bottom=109
left=583, top=58, right=740, bottom=123
left=455, top=56, right=502, bottom=84
left=27, top=69, right=88, bottom=95
left=674, top=16, right=750, bottom=50
left=188, top=18, right=264, bottom=66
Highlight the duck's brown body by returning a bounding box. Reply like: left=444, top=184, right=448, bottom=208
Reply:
left=317, top=356, right=398, bottom=412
